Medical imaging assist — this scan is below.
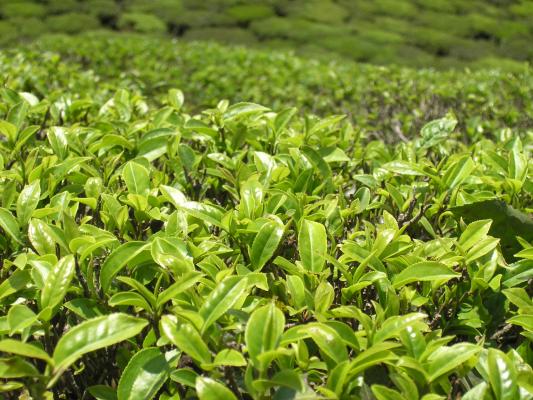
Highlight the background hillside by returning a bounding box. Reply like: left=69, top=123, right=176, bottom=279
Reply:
left=1, top=0, right=533, bottom=68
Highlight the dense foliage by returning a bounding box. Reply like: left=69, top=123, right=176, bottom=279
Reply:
left=1, top=0, right=533, bottom=68
left=2, top=33, right=533, bottom=144
left=0, top=34, right=532, bottom=399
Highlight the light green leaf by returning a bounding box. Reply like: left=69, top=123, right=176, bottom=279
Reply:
left=109, top=292, right=152, bottom=311
left=212, top=349, right=247, bottom=367
left=515, top=247, right=533, bottom=260
left=151, top=237, right=194, bottom=274
left=223, top=102, right=269, bottom=120
left=156, top=271, right=202, bottom=309
left=8, top=304, right=37, bottom=333
left=0, top=339, right=52, bottom=364
left=0, top=120, right=17, bottom=143
left=161, top=315, right=211, bottom=364
left=506, top=314, right=533, bottom=332
left=160, top=185, right=224, bottom=227
left=0, top=270, right=31, bottom=301
left=393, top=261, right=460, bottom=288
left=348, top=342, right=399, bottom=377
left=123, top=161, right=150, bottom=196
left=298, top=219, right=327, bottom=273
left=372, top=385, right=404, bottom=400
left=40, top=255, right=75, bottom=317
left=250, top=221, right=284, bottom=271
left=487, top=349, right=518, bottom=400
left=196, top=377, right=237, bottom=400
left=373, top=313, right=427, bottom=344
left=458, top=219, right=492, bottom=252
left=0, top=208, right=22, bottom=244
left=239, top=178, right=263, bottom=220
left=301, top=323, right=348, bottom=364
left=51, top=314, right=148, bottom=386
left=181, top=201, right=225, bottom=228
left=160, top=185, right=187, bottom=208
left=88, top=385, right=117, bottom=400
left=0, top=357, right=39, bottom=378
left=465, top=237, right=500, bottom=263
left=199, top=276, right=249, bottom=333
left=427, top=343, right=480, bottom=382
left=28, top=218, right=56, bottom=255
left=245, top=303, right=285, bottom=369
left=443, top=155, right=475, bottom=188
left=383, top=161, right=426, bottom=176
left=117, top=348, right=170, bottom=400
left=462, top=382, right=488, bottom=400
left=16, top=180, right=40, bottom=225
left=100, top=241, right=151, bottom=293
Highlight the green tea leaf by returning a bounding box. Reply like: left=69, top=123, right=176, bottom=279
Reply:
left=117, top=348, right=170, bottom=400
left=393, top=262, right=460, bottom=288
left=16, top=180, right=41, bottom=225
left=28, top=218, right=56, bottom=255
left=245, top=303, right=285, bottom=369
left=196, top=377, right=237, bottom=400
left=301, top=323, right=348, bottom=364
left=199, top=276, right=249, bottom=333
left=373, top=313, right=427, bottom=344
left=122, top=161, right=150, bottom=196
left=487, top=349, right=518, bottom=400
left=0, top=340, right=52, bottom=364
left=0, top=208, right=22, bottom=244
left=250, top=220, right=284, bottom=271
left=100, top=241, right=151, bottom=292
left=161, top=315, right=211, bottom=364
left=156, top=270, right=202, bottom=309
left=426, top=343, right=480, bottom=382
left=51, top=314, right=148, bottom=385
left=458, top=219, right=492, bottom=252
left=298, top=219, right=327, bottom=273
left=40, top=255, right=75, bottom=316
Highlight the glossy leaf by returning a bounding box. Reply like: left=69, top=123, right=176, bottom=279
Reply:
left=393, top=262, right=460, bottom=288
left=426, top=344, right=480, bottom=382
left=0, top=208, right=22, bottom=244
left=196, top=377, right=237, bottom=400
left=245, top=303, right=285, bottom=368
left=51, top=314, right=148, bottom=385
left=298, top=219, right=327, bottom=273
left=199, top=276, right=249, bottom=332
left=16, top=180, right=40, bottom=225
left=122, top=161, right=150, bottom=196
left=117, top=348, right=170, bottom=400
left=40, top=255, right=75, bottom=313
left=0, top=340, right=52, bottom=364
left=161, top=315, right=211, bottom=364
left=100, top=241, right=151, bottom=292
left=250, top=220, right=284, bottom=271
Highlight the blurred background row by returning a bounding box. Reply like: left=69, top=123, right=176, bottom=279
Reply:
left=1, top=0, right=532, bottom=69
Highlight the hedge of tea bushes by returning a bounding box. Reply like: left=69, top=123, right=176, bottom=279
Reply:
left=1, top=33, right=533, bottom=145
left=1, top=0, right=533, bottom=68
left=0, top=42, right=532, bottom=397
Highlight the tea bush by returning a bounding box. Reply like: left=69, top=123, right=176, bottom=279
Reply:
left=0, top=34, right=532, bottom=399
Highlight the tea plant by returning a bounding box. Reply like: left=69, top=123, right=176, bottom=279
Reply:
left=0, top=80, right=532, bottom=399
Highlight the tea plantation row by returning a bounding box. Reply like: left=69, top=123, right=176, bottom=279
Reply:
left=0, top=35, right=532, bottom=399
left=2, top=33, right=533, bottom=143
left=1, top=0, right=533, bottom=68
